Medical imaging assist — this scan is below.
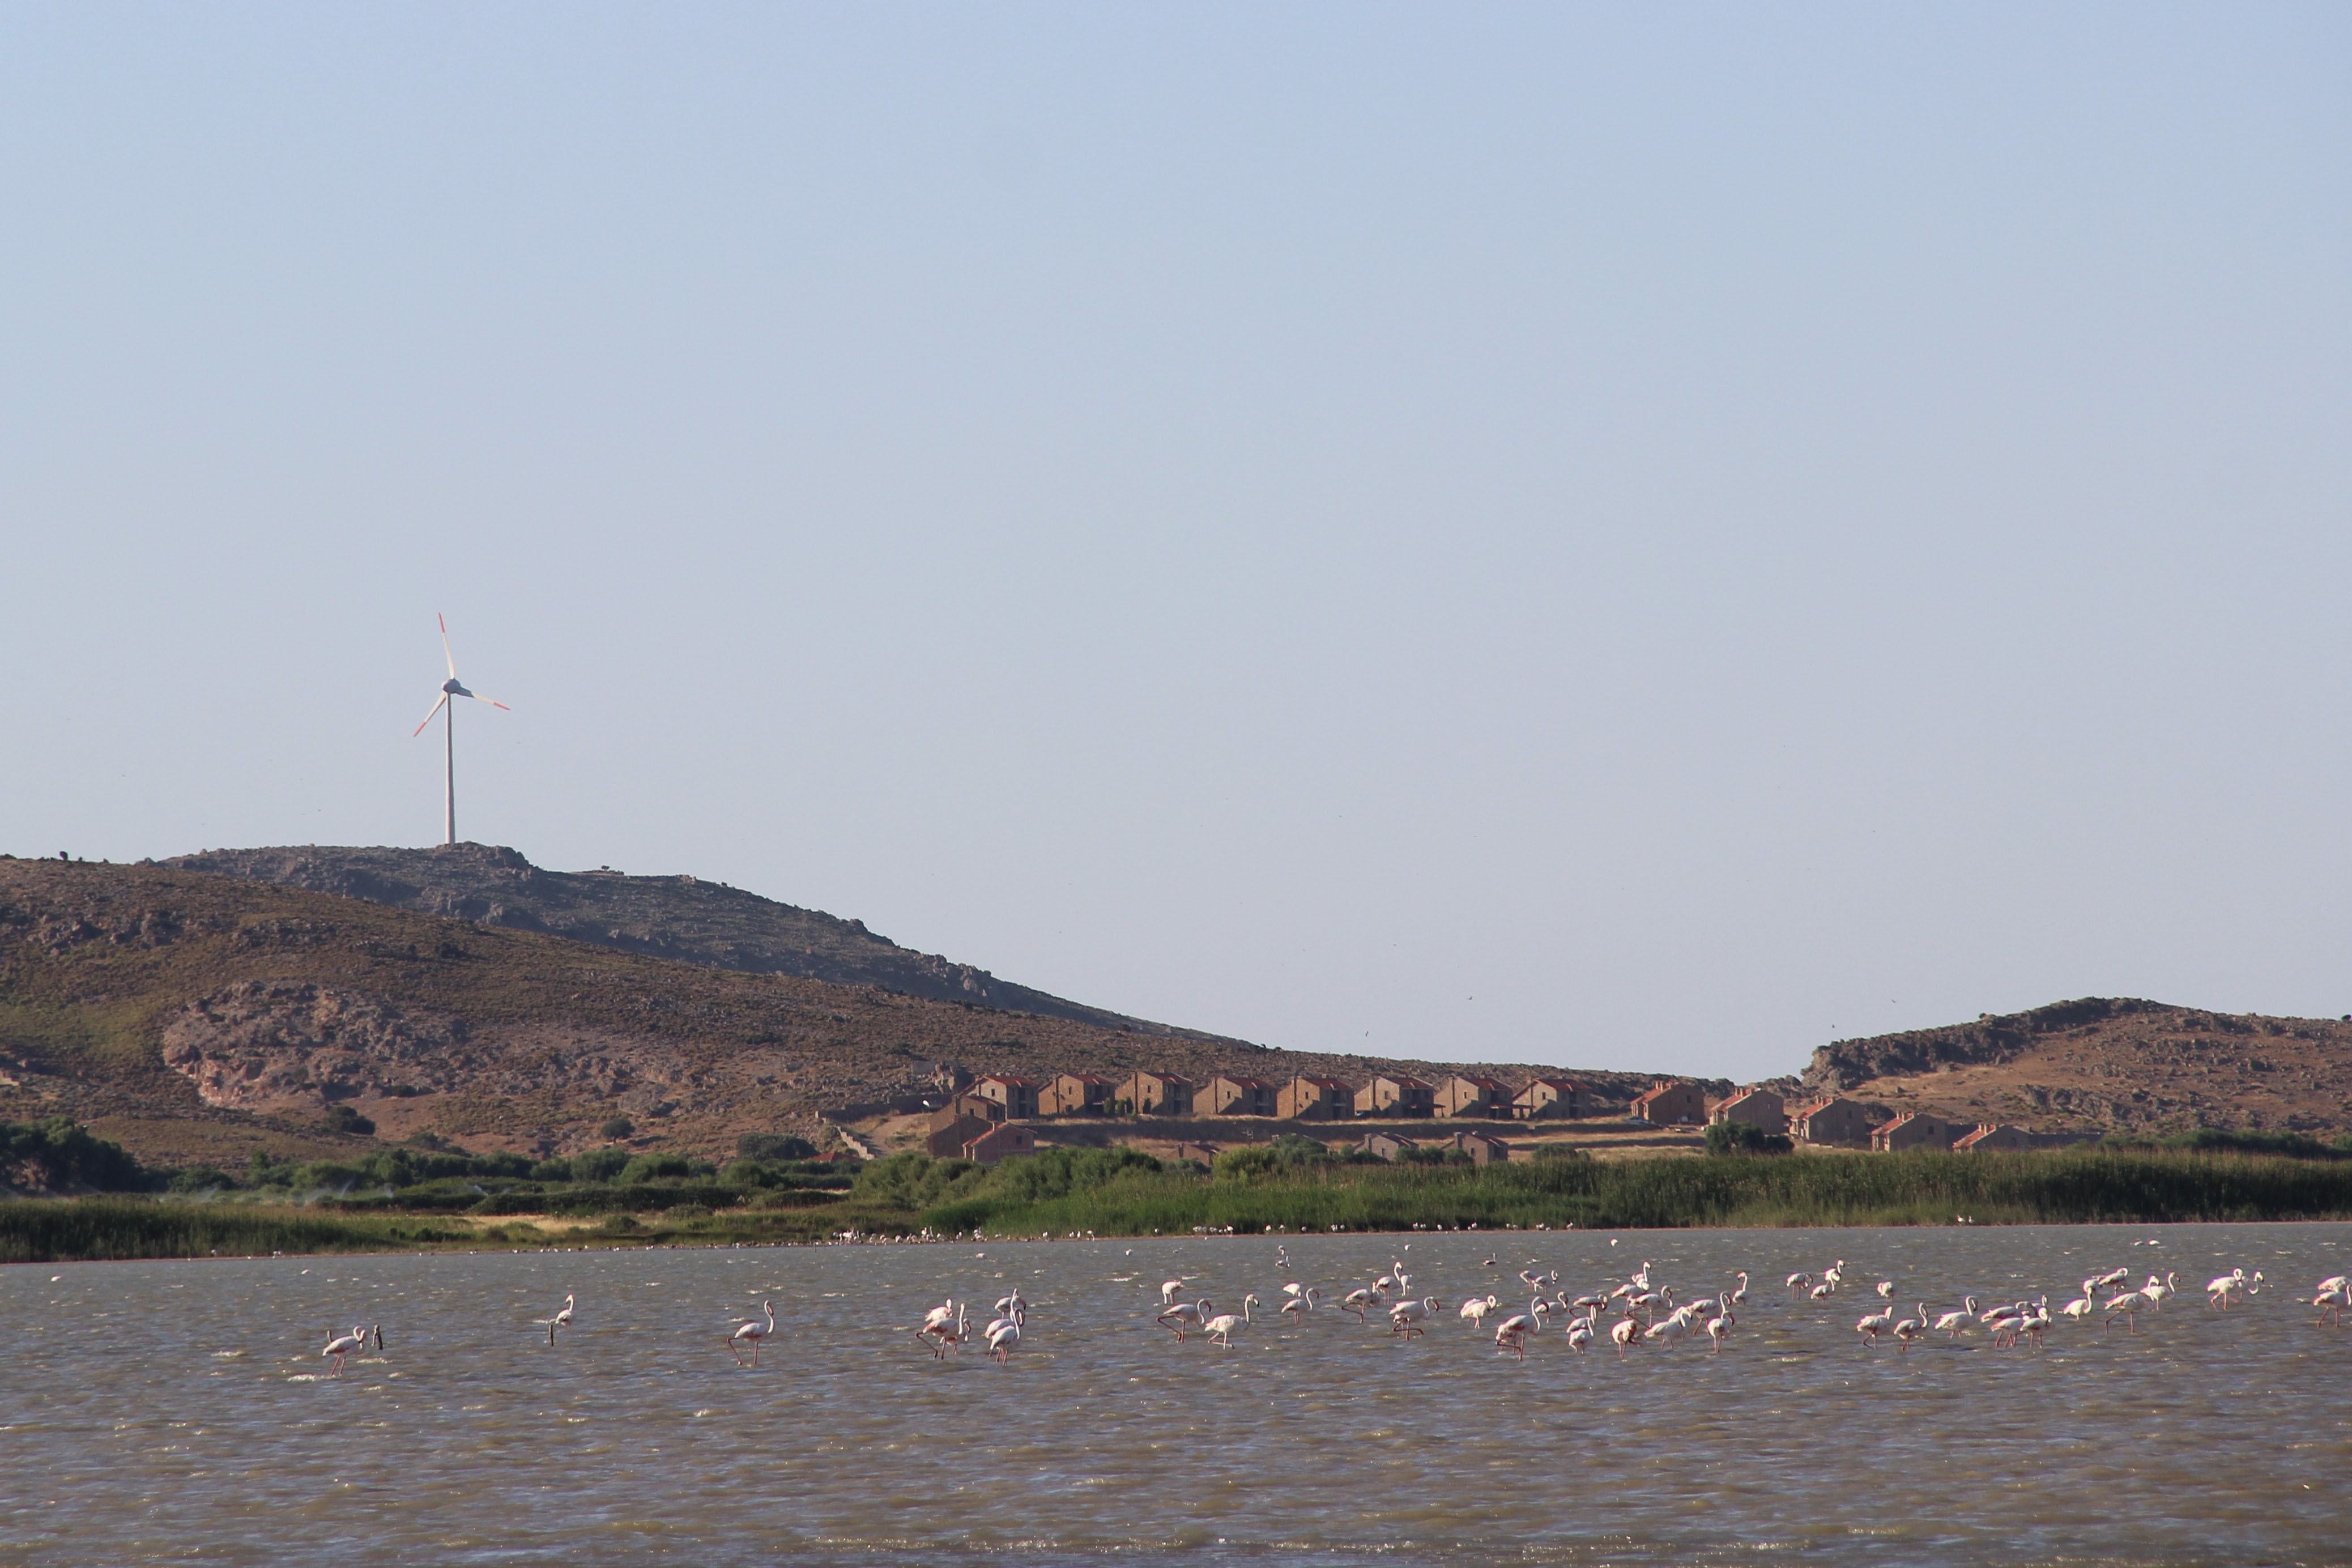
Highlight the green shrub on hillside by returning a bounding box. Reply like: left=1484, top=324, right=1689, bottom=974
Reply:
left=0, top=1118, right=153, bottom=1193
left=736, top=1134, right=817, bottom=1161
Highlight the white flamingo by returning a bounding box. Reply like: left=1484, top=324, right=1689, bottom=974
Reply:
left=1202, top=1296, right=1254, bottom=1347
left=1705, top=1310, right=1735, bottom=1353
left=2141, top=1272, right=2176, bottom=1309
left=1786, top=1271, right=1813, bottom=1297
left=1821, top=1260, right=1847, bottom=1292
left=986, top=1320, right=1021, bottom=1362
left=1279, top=1287, right=1320, bottom=1325
left=1891, top=1303, right=1928, bottom=1352
left=2103, top=1287, right=2153, bottom=1333
left=2313, top=1282, right=2350, bottom=1327
left=1388, top=1297, right=1441, bottom=1339
left=321, top=1324, right=368, bottom=1377
left=1460, top=1294, right=1501, bottom=1328
left=1157, top=1298, right=1212, bottom=1342
left=535, top=1293, right=576, bottom=1345
left=1933, top=1297, right=1980, bottom=1337
left=1565, top=1318, right=1595, bottom=1354
left=1493, top=1310, right=1536, bottom=1359
left=1729, top=1272, right=1750, bottom=1307
left=1337, top=1287, right=1381, bottom=1324
left=729, top=1300, right=778, bottom=1365
left=1610, top=1316, right=1642, bottom=1358
left=1855, top=1303, right=1896, bottom=1345
left=1983, top=1304, right=2029, bottom=1348
left=2206, top=1269, right=2260, bottom=1309
left=1159, top=1280, right=1186, bottom=1306
left=2057, top=1288, right=2095, bottom=1323
left=1874, top=1280, right=1895, bottom=1300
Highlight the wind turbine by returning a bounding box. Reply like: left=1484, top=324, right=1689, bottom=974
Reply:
left=412, top=613, right=508, bottom=846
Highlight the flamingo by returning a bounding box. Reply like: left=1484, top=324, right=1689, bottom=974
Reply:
left=2317, top=1274, right=2349, bottom=1296
left=1460, top=1294, right=1501, bottom=1329
left=2093, top=1267, right=2131, bottom=1290
left=1159, top=1280, right=1186, bottom=1306
left=1388, top=1297, right=1442, bottom=1339
left=1610, top=1316, right=1642, bottom=1358
left=1565, top=1318, right=1595, bottom=1354
left=1933, top=1297, right=1980, bottom=1337
left=2020, top=1298, right=2052, bottom=1350
left=1983, top=1304, right=2029, bottom=1348
left=1203, top=1297, right=1254, bottom=1347
left=922, top=1299, right=958, bottom=1334
left=1157, top=1298, right=1212, bottom=1342
left=730, top=1300, right=778, bottom=1366
left=1891, top=1303, right=1928, bottom=1352
left=1786, top=1271, right=1813, bottom=1297
left=1809, top=1282, right=1834, bottom=1302
left=2103, top=1287, right=2153, bottom=1334
left=1644, top=1307, right=1696, bottom=1350
left=1337, top=1287, right=1380, bottom=1324
left=2206, top=1269, right=2261, bottom=1309
left=1729, top=1272, right=1750, bottom=1307
left=2058, top=1288, right=2095, bottom=1323
left=2142, top=1272, right=2178, bottom=1309
left=1821, top=1260, right=1847, bottom=1292
left=1279, top=1287, right=1320, bottom=1325
left=1855, top=1303, right=1895, bottom=1345
left=535, top=1293, right=576, bottom=1346
left=321, top=1324, right=367, bottom=1377
left=986, top=1320, right=1021, bottom=1362
left=1705, top=1310, right=1735, bottom=1353
left=1493, top=1310, right=1536, bottom=1359
left=2312, top=1282, right=2349, bottom=1327
left=1874, top=1281, right=1895, bottom=1300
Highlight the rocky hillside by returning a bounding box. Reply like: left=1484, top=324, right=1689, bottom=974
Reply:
left=1804, top=998, right=2352, bottom=1137
left=163, top=843, right=1205, bottom=1039
left=0, top=858, right=1660, bottom=1169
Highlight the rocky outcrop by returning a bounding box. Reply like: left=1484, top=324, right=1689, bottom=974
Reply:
left=1803, top=998, right=2167, bottom=1093
left=160, top=983, right=475, bottom=1113
left=163, top=843, right=1219, bottom=1040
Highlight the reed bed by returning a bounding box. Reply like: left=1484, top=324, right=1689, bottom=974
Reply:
left=0, top=1198, right=405, bottom=1264
left=918, top=1148, right=2352, bottom=1237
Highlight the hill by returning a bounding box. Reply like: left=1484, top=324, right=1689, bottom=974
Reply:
left=0, top=857, right=1662, bottom=1170
left=163, top=842, right=1202, bottom=1038
left=1803, top=996, right=2352, bottom=1137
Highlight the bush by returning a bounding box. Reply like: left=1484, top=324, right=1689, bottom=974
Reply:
left=323, top=1105, right=376, bottom=1137
left=568, top=1148, right=632, bottom=1184
left=736, top=1133, right=817, bottom=1161
left=616, top=1153, right=696, bottom=1184
left=1706, top=1122, right=1794, bottom=1156
left=0, top=1118, right=154, bottom=1193
left=599, top=1117, right=635, bottom=1141
left=1399, top=1146, right=1473, bottom=1167
left=165, top=1166, right=240, bottom=1193
left=530, top=1158, right=573, bottom=1182
left=1215, top=1136, right=1338, bottom=1182
left=595, top=1212, right=642, bottom=1234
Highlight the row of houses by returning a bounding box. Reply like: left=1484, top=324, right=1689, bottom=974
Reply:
left=1641, top=1080, right=2045, bottom=1151
left=958, top=1070, right=1596, bottom=1124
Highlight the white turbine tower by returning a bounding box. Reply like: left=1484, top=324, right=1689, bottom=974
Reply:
left=412, top=613, right=509, bottom=846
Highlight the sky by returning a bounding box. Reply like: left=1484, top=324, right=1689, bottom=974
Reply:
left=3, top=3, right=2349, bottom=1081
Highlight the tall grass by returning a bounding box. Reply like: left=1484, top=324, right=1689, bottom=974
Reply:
left=0, top=1198, right=401, bottom=1263
left=915, top=1148, right=2352, bottom=1237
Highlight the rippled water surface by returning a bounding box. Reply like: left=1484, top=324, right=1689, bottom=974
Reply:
left=4, top=1222, right=2349, bottom=1566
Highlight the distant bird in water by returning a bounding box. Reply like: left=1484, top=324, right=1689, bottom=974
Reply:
left=536, top=1293, right=576, bottom=1345
left=321, top=1324, right=369, bottom=1377
left=727, top=1300, right=777, bottom=1366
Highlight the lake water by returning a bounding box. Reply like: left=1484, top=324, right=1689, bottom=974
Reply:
left=2, top=1222, right=2347, bottom=1566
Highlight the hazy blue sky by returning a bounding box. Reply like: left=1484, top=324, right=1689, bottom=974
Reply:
left=5, top=4, right=2347, bottom=1080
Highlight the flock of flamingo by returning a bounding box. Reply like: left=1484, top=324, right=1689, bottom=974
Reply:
left=313, top=1247, right=2349, bottom=1375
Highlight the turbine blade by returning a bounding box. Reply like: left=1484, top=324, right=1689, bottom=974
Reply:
left=438, top=613, right=457, bottom=679
left=463, top=692, right=510, bottom=711
left=412, top=693, right=449, bottom=736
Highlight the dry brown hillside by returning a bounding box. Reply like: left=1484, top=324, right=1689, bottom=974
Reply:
left=0, top=858, right=1661, bottom=1169
left=1804, top=997, right=2352, bottom=1137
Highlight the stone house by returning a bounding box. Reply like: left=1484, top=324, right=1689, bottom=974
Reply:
left=1277, top=1076, right=1354, bottom=1120
left=1117, top=1071, right=1195, bottom=1116
left=1953, top=1123, right=2035, bottom=1152
left=1629, top=1081, right=1708, bottom=1126
left=1434, top=1075, right=1512, bottom=1119
left=1206, top=1075, right=1277, bottom=1117
left=970, top=1074, right=1040, bottom=1120
left=1512, top=1077, right=1588, bottom=1120
left=1358, top=1132, right=1419, bottom=1161
left=961, top=1123, right=1037, bottom=1165
left=926, top=1113, right=995, bottom=1158
left=1870, top=1111, right=1963, bottom=1152
left=1787, top=1096, right=1877, bottom=1147
left=1354, top=1074, right=1435, bottom=1118
left=1041, top=1073, right=1112, bottom=1117
left=1450, top=1130, right=1511, bottom=1165
left=1709, top=1088, right=1786, bottom=1130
